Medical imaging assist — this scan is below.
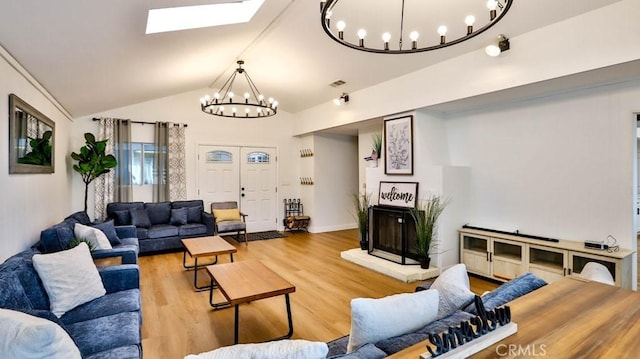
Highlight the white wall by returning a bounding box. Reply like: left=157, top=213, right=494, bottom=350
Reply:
left=0, top=48, right=74, bottom=261
left=73, top=88, right=300, bottom=223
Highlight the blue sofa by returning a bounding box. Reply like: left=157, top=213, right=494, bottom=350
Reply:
left=0, top=248, right=142, bottom=358
left=38, top=211, right=139, bottom=264
left=326, top=273, right=547, bottom=358
left=106, top=200, right=215, bottom=255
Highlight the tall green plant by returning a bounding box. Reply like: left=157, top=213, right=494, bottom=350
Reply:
left=410, top=195, right=448, bottom=259
left=351, top=192, right=371, bottom=239
left=71, top=133, right=117, bottom=213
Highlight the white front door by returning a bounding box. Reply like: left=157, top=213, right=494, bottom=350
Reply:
left=197, top=145, right=277, bottom=233
left=240, top=147, right=277, bottom=232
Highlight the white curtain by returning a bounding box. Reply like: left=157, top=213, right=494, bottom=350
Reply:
left=95, top=118, right=132, bottom=220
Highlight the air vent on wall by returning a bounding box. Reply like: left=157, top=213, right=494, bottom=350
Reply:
left=329, top=80, right=346, bottom=87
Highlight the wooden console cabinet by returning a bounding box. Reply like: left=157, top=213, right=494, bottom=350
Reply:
left=460, top=228, right=634, bottom=289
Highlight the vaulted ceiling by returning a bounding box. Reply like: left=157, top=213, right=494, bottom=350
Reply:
left=0, top=0, right=619, bottom=117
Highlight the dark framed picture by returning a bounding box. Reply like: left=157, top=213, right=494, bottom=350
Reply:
left=384, top=115, right=413, bottom=175
left=378, top=181, right=418, bottom=208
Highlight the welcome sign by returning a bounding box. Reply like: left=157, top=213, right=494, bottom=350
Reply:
left=378, top=181, right=418, bottom=208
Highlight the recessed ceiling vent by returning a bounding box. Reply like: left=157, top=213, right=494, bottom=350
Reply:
left=329, top=80, right=346, bottom=87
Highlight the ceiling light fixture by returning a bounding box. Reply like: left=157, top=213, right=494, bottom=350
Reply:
left=200, top=60, right=277, bottom=118
left=485, top=34, right=510, bottom=57
left=319, top=0, right=512, bottom=54
left=333, top=93, right=350, bottom=106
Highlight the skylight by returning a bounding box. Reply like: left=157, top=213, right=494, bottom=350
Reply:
left=145, top=0, right=265, bottom=34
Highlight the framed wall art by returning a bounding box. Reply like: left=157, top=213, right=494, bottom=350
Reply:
left=9, top=94, right=55, bottom=174
left=378, top=181, right=418, bottom=208
left=384, top=115, right=413, bottom=175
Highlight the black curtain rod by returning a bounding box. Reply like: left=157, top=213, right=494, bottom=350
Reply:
left=92, top=118, right=187, bottom=127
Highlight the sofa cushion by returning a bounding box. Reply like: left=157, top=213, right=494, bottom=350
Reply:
left=179, top=223, right=208, bottom=237
left=130, top=209, right=151, bottom=228
left=346, top=289, right=439, bottom=353
left=0, top=269, right=33, bottom=310
left=75, top=223, right=113, bottom=250
left=430, top=263, right=475, bottom=319
left=61, top=289, right=141, bottom=325
left=145, top=202, right=172, bottom=225
left=32, top=243, right=106, bottom=317
left=217, top=221, right=245, bottom=233
left=66, top=311, right=141, bottom=357
left=187, top=206, right=203, bottom=223
left=171, top=208, right=188, bottom=226
left=148, top=224, right=180, bottom=239
left=92, top=220, right=122, bottom=246
left=39, top=220, right=75, bottom=253
left=112, top=210, right=131, bottom=226
left=464, top=272, right=547, bottom=314
left=0, top=308, right=82, bottom=359
left=3, top=254, right=50, bottom=310
left=65, top=211, right=92, bottom=225
left=135, top=227, right=149, bottom=240
left=184, top=339, right=328, bottom=359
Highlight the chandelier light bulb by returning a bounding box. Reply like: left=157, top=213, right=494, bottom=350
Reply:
left=232, top=107, right=237, bottom=114
left=409, top=31, right=419, bottom=41
left=382, top=32, right=391, bottom=42
left=486, top=0, right=498, bottom=11
left=213, top=92, right=220, bottom=99
left=268, top=97, right=274, bottom=104
left=228, top=92, right=234, bottom=99
left=437, top=25, right=447, bottom=44
left=357, top=29, right=367, bottom=39
left=336, top=20, right=346, bottom=31
left=244, top=92, right=250, bottom=99
left=200, top=97, right=206, bottom=105
left=465, top=15, right=476, bottom=26
left=272, top=101, right=279, bottom=108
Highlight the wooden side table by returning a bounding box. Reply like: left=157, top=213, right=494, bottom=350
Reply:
left=181, top=236, right=237, bottom=291
left=206, top=260, right=296, bottom=344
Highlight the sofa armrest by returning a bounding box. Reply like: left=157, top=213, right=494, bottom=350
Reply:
left=202, top=212, right=215, bottom=235
left=92, top=245, right=138, bottom=264
left=98, top=264, right=140, bottom=293
left=115, top=225, right=137, bottom=239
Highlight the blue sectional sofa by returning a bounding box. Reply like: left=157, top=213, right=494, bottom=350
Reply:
left=38, top=211, right=139, bottom=264
left=0, top=247, right=142, bottom=358
left=106, top=200, right=214, bottom=254
left=326, top=273, right=547, bottom=358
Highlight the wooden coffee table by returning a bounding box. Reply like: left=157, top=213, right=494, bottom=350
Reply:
left=181, top=236, right=237, bottom=291
left=206, top=260, right=296, bottom=344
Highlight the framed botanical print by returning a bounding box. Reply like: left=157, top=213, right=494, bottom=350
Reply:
left=384, top=115, right=413, bottom=175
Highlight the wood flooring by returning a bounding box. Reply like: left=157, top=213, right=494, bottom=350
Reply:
left=139, top=229, right=498, bottom=358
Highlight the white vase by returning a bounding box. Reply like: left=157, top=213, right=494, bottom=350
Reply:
left=368, top=159, right=378, bottom=168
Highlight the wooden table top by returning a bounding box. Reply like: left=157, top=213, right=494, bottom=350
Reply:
left=181, top=236, right=237, bottom=257
left=206, top=260, right=295, bottom=306
left=389, top=278, right=640, bottom=358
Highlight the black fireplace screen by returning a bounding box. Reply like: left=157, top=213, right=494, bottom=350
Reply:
left=368, top=205, right=420, bottom=265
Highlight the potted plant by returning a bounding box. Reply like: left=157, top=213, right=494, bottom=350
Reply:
left=367, top=133, right=383, bottom=167
left=71, top=133, right=118, bottom=213
left=351, top=192, right=371, bottom=250
left=410, top=194, right=448, bottom=269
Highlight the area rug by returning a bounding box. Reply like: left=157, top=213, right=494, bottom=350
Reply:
left=223, top=230, right=286, bottom=242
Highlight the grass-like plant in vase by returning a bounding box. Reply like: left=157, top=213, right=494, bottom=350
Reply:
left=410, top=194, right=448, bottom=269
left=371, top=133, right=382, bottom=160
left=71, top=133, right=117, bottom=213
left=351, top=192, right=371, bottom=250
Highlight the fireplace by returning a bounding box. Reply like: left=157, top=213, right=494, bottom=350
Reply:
left=368, top=205, right=420, bottom=265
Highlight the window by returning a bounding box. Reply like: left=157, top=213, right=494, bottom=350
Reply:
left=247, top=151, right=269, bottom=163
left=130, top=143, right=159, bottom=185
left=207, top=150, right=233, bottom=163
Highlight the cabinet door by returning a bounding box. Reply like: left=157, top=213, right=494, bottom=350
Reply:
left=568, top=251, right=619, bottom=286
left=491, top=238, right=525, bottom=281
left=528, top=245, right=567, bottom=284
left=460, top=234, right=491, bottom=276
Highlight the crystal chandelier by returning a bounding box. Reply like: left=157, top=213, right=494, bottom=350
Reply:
left=200, top=60, right=278, bottom=118
left=320, top=0, right=512, bottom=54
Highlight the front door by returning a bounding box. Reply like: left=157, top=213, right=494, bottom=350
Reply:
left=198, top=145, right=277, bottom=233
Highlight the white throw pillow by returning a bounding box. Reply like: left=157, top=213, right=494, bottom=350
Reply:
left=184, top=339, right=328, bottom=359
left=0, top=308, right=82, bottom=359
left=74, top=223, right=112, bottom=250
left=346, top=289, right=439, bottom=353
left=430, top=263, right=475, bottom=320
left=32, top=242, right=106, bottom=317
